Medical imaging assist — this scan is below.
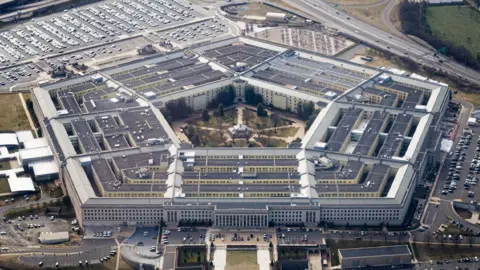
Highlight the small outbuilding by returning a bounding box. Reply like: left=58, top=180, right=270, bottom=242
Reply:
left=266, top=12, right=287, bottom=22
left=38, top=231, right=70, bottom=244
left=15, top=130, right=34, bottom=147
left=0, top=133, right=19, bottom=149
left=339, top=245, right=412, bottom=269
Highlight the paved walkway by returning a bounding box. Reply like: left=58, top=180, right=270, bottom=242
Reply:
left=213, top=246, right=227, bottom=270
left=308, top=253, right=324, bottom=270
left=466, top=211, right=480, bottom=225
left=237, top=104, right=244, bottom=125
left=257, top=247, right=270, bottom=270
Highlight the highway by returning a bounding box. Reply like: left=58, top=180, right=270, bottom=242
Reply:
left=283, top=0, right=480, bottom=86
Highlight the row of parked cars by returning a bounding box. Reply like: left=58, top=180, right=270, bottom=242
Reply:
left=0, top=0, right=196, bottom=65
left=94, top=230, right=112, bottom=237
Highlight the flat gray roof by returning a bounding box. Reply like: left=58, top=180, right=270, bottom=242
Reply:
left=182, top=172, right=301, bottom=180
left=113, top=151, right=170, bottom=169
left=339, top=245, right=411, bottom=258
left=353, top=111, right=389, bottom=156
left=315, top=160, right=364, bottom=180
left=72, top=120, right=101, bottom=153
left=182, top=184, right=300, bottom=193
left=59, top=95, right=82, bottom=114
left=327, top=108, right=363, bottom=152
left=193, top=158, right=298, bottom=167
left=378, top=113, right=413, bottom=158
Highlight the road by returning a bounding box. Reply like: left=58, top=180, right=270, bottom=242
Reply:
left=283, top=0, right=480, bottom=86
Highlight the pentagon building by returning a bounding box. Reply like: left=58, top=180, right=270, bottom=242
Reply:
left=31, top=36, right=450, bottom=227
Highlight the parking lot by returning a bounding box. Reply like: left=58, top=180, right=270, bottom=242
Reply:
left=123, top=226, right=160, bottom=258
left=162, top=227, right=207, bottom=245
left=46, top=36, right=151, bottom=70
left=435, top=102, right=480, bottom=203
left=0, top=0, right=203, bottom=66
left=149, top=17, right=230, bottom=47
left=19, top=245, right=115, bottom=268
left=0, top=63, right=42, bottom=89
left=1, top=214, right=74, bottom=247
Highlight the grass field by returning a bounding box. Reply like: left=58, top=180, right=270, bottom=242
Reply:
left=243, top=109, right=291, bottom=130
left=264, top=127, right=299, bottom=138
left=0, top=93, right=30, bottom=131
left=0, top=178, right=11, bottom=194
left=327, top=0, right=382, bottom=5
left=256, top=137, right=288, bottom=147
left=178, top=248, right=206, bottom=266
left=340, top=0, right=392, bottom=33
left=190, top=109, right=237, bottom=129
left=426, top=5, right=480, bottom=57
left=226, top=250, right=257, bottom=270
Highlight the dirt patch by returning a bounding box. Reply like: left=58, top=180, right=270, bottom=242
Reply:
left=0, top=93, right=30, bottom=131
left=234, top=2, right=280, bottom=17
left=327, top=0, right=384, bottom=5
left=341, top=1, right=390, bottom=33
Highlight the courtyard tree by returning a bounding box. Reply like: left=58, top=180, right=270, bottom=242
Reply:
left=217, top=103, right=224, bottom=117
left=191, top=134, right=201, bottom=146
left=187, top=125, right=195, bottom=137
left=270, top=112, right=280, bottom=132
left=162, top=97, right=191, bottom=121
left=257, top=103, right=267, bottom=117
left=202, top=109, right=210, bottom=122
left=245, top=85, right=256, bottom=104
left=209, top=86, right=236, bottom=108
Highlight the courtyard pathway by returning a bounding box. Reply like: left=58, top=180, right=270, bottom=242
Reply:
left=257, top=247, right=270, bottom=270
left=237, top=104, right=245, bottom=125
left=213, top=246, right=227, bottom=270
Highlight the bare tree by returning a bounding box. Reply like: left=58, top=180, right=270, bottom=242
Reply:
left=270, top=112, right=281, bottom=133
left=424, top=234, right=431, bottom=246
left=454, top=234, right=460, bottom=247
left=468, top=235, right=475, bottom=248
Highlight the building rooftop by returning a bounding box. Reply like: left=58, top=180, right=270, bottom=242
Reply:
left=326, top=108, right=363, bottom=152
left=339, top=245, right=411, bottom=258
left=353, top=111, right=389, bottom=156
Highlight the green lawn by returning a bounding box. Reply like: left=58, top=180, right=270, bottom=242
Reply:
left=190, top=109, right=237, bottom=129
left=277, top=248, right=307, bottom=260
left=243, top=109, right=291, bottom=130
left=264, top=127, right=299, bottom=138
left=256, top=137, right=288, bottom=147
left=178, top=249, right=207, bottom=266
left=226, top=250, right=257, bottom=270
left=426, top=6, right=480, bottom=57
